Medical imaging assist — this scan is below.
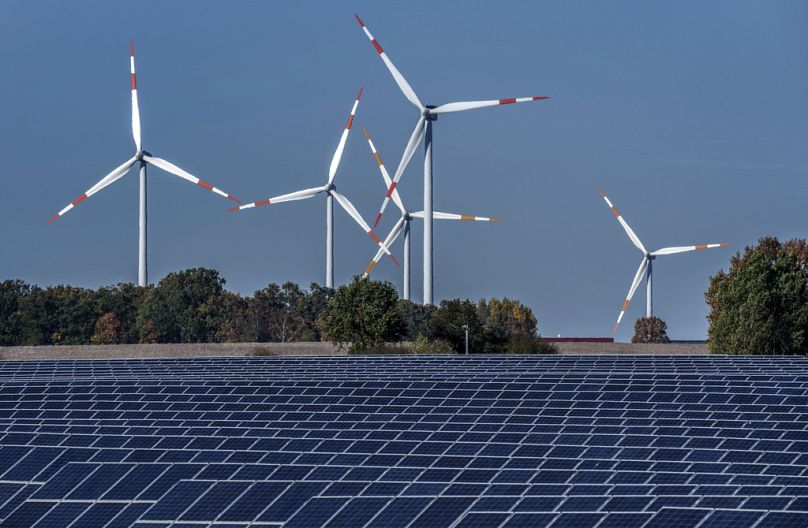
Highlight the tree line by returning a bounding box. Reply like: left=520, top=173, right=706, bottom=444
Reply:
left=3, top=236, right=805, bottom=354
left=0, top=268, right=553, bottom=354
left=0, top=269, right=333, bottom=346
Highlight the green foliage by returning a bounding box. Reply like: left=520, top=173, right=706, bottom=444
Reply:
left=403, top=334, right=453, bottom=355
left=706, top=237, right=808, bottom=355
left=215, top=292, right=251, bottom=343
left=38, top=285, right=98, bottom=345
left=430, top=299, right=484, bottom=353
left=632, top=316, right=671, bottom=344
left=0, top=280, right=33, bottom=346
left=320, top=277, right=404, bottom=352
left=478, top=297, right=541, bottom=353
left=0, top=269, right=544, bottom=353
left=397, top=300, right=437, bottom=341
left=136, top=268, right=226, bottom=343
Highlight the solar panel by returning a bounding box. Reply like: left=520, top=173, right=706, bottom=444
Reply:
left=0, top=355, right=805, bottom=527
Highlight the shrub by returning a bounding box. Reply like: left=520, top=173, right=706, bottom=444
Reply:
left=632, top=316, right=671, bottom=344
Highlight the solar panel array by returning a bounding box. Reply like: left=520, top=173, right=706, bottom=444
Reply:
left=0, top=355, right=806, bottom=528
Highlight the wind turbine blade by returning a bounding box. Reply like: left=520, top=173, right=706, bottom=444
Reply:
left=331, top=190, right=399, bottom=266
left=432, top=96, right=549, bottom=114
left=130, top=42, right=141, bottom=152
left=363, top=128, right=406, bottom=216
left=47, top=156, right=137, bottom=223
left=143, top=155, right=240, bottom=203
left=613, top=258, right=649, bottom=334
left=363, top=216, right=406, bottom=277
left=375, top=116, right=425, bottom=227
left=355, top=14, right=423, bottom=110
left=651, top=243, right=731, bottom=257
left=425, top=211, right=500, bottom=222
left=598, top=189, right=647, bottom=254
left=227, top=186, right=326, bottom=212
left=328, top=86, right=363, bottom=185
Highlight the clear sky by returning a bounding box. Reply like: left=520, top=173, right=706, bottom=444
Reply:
left=1, top=1, right=805, bottom=341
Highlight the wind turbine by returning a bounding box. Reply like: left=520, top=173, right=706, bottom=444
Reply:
left=355, top=14, right=548, bottom=305
left=598, top=189, right=730, bottom=333
left=48, top=42, right=241, bottom=287
left=361, top=128, right=498, bottom=300
left=228, top=87, right=397, bottom=289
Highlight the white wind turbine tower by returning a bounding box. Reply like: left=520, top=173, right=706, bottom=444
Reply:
left=356, top=14, right=548, bottom=305
left=228, top=87, right=396, bottom=289
left=361, top=128, right=498, bottom=300
left=48, top=42, right=241, bottom=287
left=598, top=189, right=730, bottom=333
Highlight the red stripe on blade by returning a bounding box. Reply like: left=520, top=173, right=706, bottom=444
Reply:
left=196, top=180, right=214, bottom=191
left=47, top=214, right=60, bottom=224
left=532, top=96, right=550, bottom=100
left=227, top=195, right=241, bottom=203
left=372, top=39, right=383, bottom=54
left=385, top=182, right=397, bottom=198
left=388, top=253, right=400, bottom=267
left=226, top=206, right=240, bottom=212
left=369, top=231, right=382, bottom=244
left=255, top=199, right=271, bottom=207
left=356, top=86, right=364, bottom=100
left=72, top=194, right=88, bottom=206
left=130, top=41, right=134, bottom=57
left=131, top=73, right=137, bottom=90
left=374, top=212, right=382, bottom=228
left=354, top=14, right=365, bottom=27
left=499, top=98, right=516, bottom=105
left=346, top=115, right=354, bottom=129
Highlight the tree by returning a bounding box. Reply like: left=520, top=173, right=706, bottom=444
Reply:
left=39, top=285, right=98, bottom=345
left=706, top=237, right=808, bottom=355
left=632, top=316, right=671, bottom=343
left=303, top=283, right=334, bottom=341
left=398, top=300, right=437, bottom=341
left=250, top=282, right=312, bottom=342
left=0, top=280, right=32, bottom=346
left=215, top=292, right=251, bottom=343
left=320, top=277, right=404, bottom=352
left=136, top=268, right=226, bottom=343
left=430, top=299, right=483, bottom=353
left=91, top=312, right=122, bottom=344
left=94, top=283, right=148, bottom=344
left=478, top=298, right=540, bottom=353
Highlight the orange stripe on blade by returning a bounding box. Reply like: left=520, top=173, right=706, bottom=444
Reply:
left=611, top=207, right=620, bottom=218
left=374, top=152, right=383, bottom=166
left=131, top=73, right=137, bottom=90
left=365, top=260, right=377, bottom=275
left=460, top=215, right=475, bottom=221
left=695, top=244, right=708, bottom=250
left=621, top=299, right=630, bottom=311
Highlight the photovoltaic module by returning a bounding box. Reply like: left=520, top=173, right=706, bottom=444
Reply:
left=0, top=355, right=806, bottom=527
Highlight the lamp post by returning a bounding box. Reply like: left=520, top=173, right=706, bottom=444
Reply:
left=461, top=324, right=469, bottom=355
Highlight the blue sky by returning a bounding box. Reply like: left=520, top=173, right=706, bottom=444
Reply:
left=1, top=1, right=805, bottom=340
